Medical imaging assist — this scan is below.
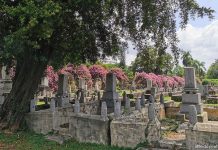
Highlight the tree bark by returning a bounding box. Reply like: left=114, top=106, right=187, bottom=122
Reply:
left=0, top=49, right=51, bottom=131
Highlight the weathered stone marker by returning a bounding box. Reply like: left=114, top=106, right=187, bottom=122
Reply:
left=146, top=79, right=152, bottom=90
left=160, top=93, right=164, bottom=104
left=125, top=97, right=130, bottom=111
left=148, top=103, right=155, bottom=121
left=148, top=95, right=155, bottom=103
left=57, top=74, right=68, bottom=97
left=189, top=105, right=198, bottom=125
left=178, top=67, right=208, bottom=122
left=50, top=98, right=56, bottom=112
left=135, top=98, right=141, bottom=111
left=102, top=73, right=119, bottom=112
left=30, top=98, right=36, bottom=112
left=114, top=101, right=121, bottom=118
left=74, top=100, right=80, bottom=113
left=180, top=67, right=203, bottom=114
left=151, top=87, right=156, bottom=98
left=140, top=93, right=145, bottom=107
left=101, top=101, right=107, bottom=118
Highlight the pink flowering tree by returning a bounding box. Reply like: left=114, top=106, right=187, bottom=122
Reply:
left=110, top=67, right=128, bottom=89
left=45, top=66, right=59, bottom=92
left=75, top=65, right=93, bottom=88
left=89, top=65, right=108, bottom=80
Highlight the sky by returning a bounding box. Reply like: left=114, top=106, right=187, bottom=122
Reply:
left=126, top=0, right=218, bottom=69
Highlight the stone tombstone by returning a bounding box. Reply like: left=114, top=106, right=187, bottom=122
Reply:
left=102, top=72, right=119, bottom=109
left=50, top=98, right=56, bottom=112
left=57, top=74, right=68, bottom=96
left=184, top=67, right=197, bottom=90
left=148, top=103, right=155, bottom=121
left=101, top=101, right=107, bottom=118
left=125, top=97, right=130, bottom=111
left=141, top=93, right=145, bottom=107
left=41, top=77, right=49, bottom=87
left=30, top=98, right=36, bottom=112
left=114, top=101, right=121, bottom=118
left=79, top=78, right=85, bottom=90
left=148, top=95, right=155, bottom=103
left=1, top=66, right=7, bottom=80
left=74, top=100, right=80, bottom=113
left=79, top=90, right=85, bottom=103
left=146, top=79, right=152, bottom=90
left=203, top=85, right=209, bottom=96
left=151, top=87, right=156, bottom=98
left=135, top=98, right=141, bottom=111
left=160, top=93, right=164, bottom=104
left=105, top=72, right=116, bottom=92
left=189, top=105, right=198, bottom=125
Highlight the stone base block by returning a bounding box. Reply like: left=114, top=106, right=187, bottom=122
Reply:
left=182, top=93, right=201, bottom=104
left=197, top=111, right=208, bottom=123
left=180, top=103, right=203, bottom=114
left=176, top=111, right=208, bottom=123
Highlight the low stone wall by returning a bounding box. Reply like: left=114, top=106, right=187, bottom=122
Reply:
left=203, top=106, right=218, bottom=121
left=110, top=108, right=149, bottom=148
left=25, top=110, right=54, bottom=134
left=25, top=101, right=101, bottom=134
left=186, top=122, right=218, bottom=150
left=69, top=114, right=110, bottom=145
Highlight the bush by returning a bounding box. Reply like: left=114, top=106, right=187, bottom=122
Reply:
left=202, top=79, right=218, bottom=85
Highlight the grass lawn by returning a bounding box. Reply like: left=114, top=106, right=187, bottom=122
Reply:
left=164, top=96, right=171, bottom=101
left=36, top=101, right=45, bottom=106
left=205, top=104, right=218, bottom=107
left=0, top=132, right=131, bottom=150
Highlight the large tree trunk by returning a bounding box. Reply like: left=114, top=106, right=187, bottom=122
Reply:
left=0, top=50, right=51, bottom=131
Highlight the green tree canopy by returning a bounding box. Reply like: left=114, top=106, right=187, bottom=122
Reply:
left=207, top=60, right=218, bottom=79
left=131, top=47, right=174, bottom=74
left=0, top=0, right=214, bottom=130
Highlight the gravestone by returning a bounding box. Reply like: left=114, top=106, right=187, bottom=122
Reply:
left=180, top=67, right=203, bottom=114
left=102, top=73, right=119, bottom=111
left=30, top=98, right=36, bottom=112
left=114, top=101, right=121, bottom=118
left=125, top=97, right=130, bottom=111
left=179, top=67, right=207, bottom=122
left=135, top=98, right=141, bottom=111
left=189, top=105, right=198, bottom=126
left=74, top=100, right=80, bottom=113
left=79, top=78, right=85, bottom=90
left=148, top=95, right=155, bottom=103
left=97, top=91, right=101, bottom=101
left=101, top=102, right=107, bottom=119
left=148, top=103, right=155, bottom=121
left=123, top=91, right=127, bottom=102
left=57, top=74, right=68, bottom=97
left=146, top=79, right=152, bottom=90
left=160, top=93, right=164, bottom=104
left=50, top=98, right=56, bottom=112
left=151, top=87, right=156, bottom=98
left=140, top=93, right=145, bottom=107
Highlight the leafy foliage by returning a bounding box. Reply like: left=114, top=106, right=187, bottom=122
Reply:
left=207, top=59, right=218, bottom=79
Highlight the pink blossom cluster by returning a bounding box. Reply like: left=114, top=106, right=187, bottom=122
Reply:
left=45, top=66, right=59, bottom=92
left=110, top=68, right=128, bottom=81
left=134, top=72, right=184, bottom=88
left=89, top=65, right=108, bottom=80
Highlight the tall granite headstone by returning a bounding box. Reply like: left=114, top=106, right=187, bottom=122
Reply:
left=102, top=73, right=119, bottom=111
left=179, top=67, right=208, bottom=122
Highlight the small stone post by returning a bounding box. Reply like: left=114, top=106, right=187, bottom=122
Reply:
left=97, top=91, right=101, bottom=101
left=74, top=100, right=80, bottom=113
left=101, top=101, right=107, bottom=119
left=114, top=101, right=121, bottom=118
left=160, top=93, right=164, bottom=104
left=148, top=103, right=155, bottom=121
left=135, top=98, right=141, bottom=111
left=149, top=95, right=155, bottom=103
left=50, top=98, right=56, bottom=112
left=125, top=97, right=130, bottom=111
left=123, top=91, right=127, bottom=102
left=30, top=98, right=36, bottom=112
left=141, top=93, right=145, bottom=107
